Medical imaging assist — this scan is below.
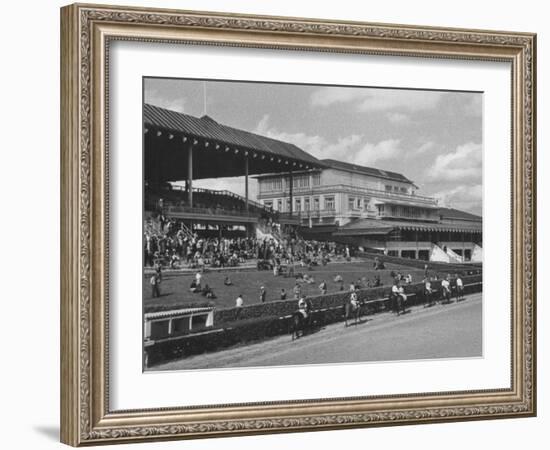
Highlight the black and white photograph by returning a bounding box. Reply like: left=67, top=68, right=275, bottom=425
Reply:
left=142, top=78, right=483, bottom=371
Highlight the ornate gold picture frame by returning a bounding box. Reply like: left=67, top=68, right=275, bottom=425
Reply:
left=60, top=3, right=536, bottom=446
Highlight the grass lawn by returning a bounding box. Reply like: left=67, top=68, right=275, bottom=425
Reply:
left=143, top=260, right=432, bottom=312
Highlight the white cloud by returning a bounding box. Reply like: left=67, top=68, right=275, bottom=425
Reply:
left=311, top=87, right=443, bottom=113
left=310, top=88, right=357, bottom=107
left=416, top=141, right=436, bottom=154
left=386, top=112, right=411, bottom=125
left=255, top=115, right=431, bottom=169
left=427, top=142, right=482, bottom=182
left=255, top=114, right=326, bottom=156
left=433, top=184, right=482, bottom=215
left=353, top=139, right=402, bottom=166
left=144, top=89, right=186, bottom=113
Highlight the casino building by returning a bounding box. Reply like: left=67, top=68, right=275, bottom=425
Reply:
left=256, top=160, right=482, bottom=263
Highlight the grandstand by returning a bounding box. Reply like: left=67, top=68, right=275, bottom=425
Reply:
left=144, top=104, right=323, bottom=239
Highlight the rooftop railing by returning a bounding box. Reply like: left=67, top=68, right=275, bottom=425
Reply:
left=258, top=183, right=437, bottom=205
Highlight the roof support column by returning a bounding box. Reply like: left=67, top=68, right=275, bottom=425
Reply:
left=244, top=155, right=249, bottom=215
left=289, top=168, right=293, bottom=215
left=187, top=143, right=193, bottom=208
left=462, top=231, right=465, bottom=262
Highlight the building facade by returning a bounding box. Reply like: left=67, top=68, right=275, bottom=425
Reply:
left=256, top=159, right=482, bottom=263
left=256, top=159, right=439, bottom=227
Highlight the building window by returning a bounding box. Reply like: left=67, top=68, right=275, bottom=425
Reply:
left=393, top=186, right=400, bottom=192
left=295, top=198, right=301, bottom=211
left=312, top=173, right=321, bottom=186
left=313, top=197, right=320, bottom=210
left=304, top=197, right=310, bottom=211
left=400, top=187, right=407, bottom=193
left=324, top=196, right=335, bottom=210
left=385, top=185, right=393, bottom=192
left=287, top=175, right=310, bottom=189
left=363, top=197, right=370, bottom=211
left=286, top=198, right=291, bottom=211
left=348, top=197, right=355, bottom=211
left=277, top=199, right=283, bottom=211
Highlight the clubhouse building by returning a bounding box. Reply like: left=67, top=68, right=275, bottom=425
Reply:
left=256, top=160, right=482, bottom=263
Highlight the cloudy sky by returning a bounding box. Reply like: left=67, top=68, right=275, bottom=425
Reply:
left=144, top=78, right=482, bottom=215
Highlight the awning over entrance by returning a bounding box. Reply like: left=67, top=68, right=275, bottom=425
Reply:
left=335, top=218, right=482, bottom=236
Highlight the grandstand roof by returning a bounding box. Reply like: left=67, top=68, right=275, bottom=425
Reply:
left=438, top=207, right=482, bottom=222
left=335, top=218, right=482, bottom=236
left=144, top=104, right=323, bottom=181
left=321, top=159, right=414, bottom=184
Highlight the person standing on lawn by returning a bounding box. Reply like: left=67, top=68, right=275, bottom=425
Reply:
left=260, top=286, right=267, bottom=303
left=150, top=272, right=161, bottom=298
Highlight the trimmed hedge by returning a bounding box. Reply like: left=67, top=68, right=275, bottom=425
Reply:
left=146, top=274, right=482, bottom=367
left=213, top=274, right=482, bottom=325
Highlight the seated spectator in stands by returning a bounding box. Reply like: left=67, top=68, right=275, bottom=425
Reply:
left=280, top=288, right=287, bottom=300
left=405, top=273, right=413, bottom=284
left=334, top=274, right=343, bottom=283
left=169, top=252, right=179, bottom=269
left=319, top=280, right=327, bottom=295
left=197, top=255, right=205, bottom=272
left=223, top=276, right=233, bottom=286
left=373, top=275, right=382, bottom=287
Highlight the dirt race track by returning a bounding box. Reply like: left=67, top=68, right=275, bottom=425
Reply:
left=152, top=292, right=482, bottom=371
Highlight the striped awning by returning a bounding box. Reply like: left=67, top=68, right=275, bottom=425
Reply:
left=336, top=218, right=482, bottom=235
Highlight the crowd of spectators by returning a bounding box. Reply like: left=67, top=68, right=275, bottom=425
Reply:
left=144, top=223, right=259, bottom=270
left=144, top=215, right=355, bottom=273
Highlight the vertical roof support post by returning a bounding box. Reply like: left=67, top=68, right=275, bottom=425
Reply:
left=187, top=142, right=193, bottom=208
left=289, top=168, right=293, bottom=216
left=415, top=229, right=419, bottom=259
left=462, top=230, right=465, bottom=262
left=245, top=155, right=249, bottom=216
